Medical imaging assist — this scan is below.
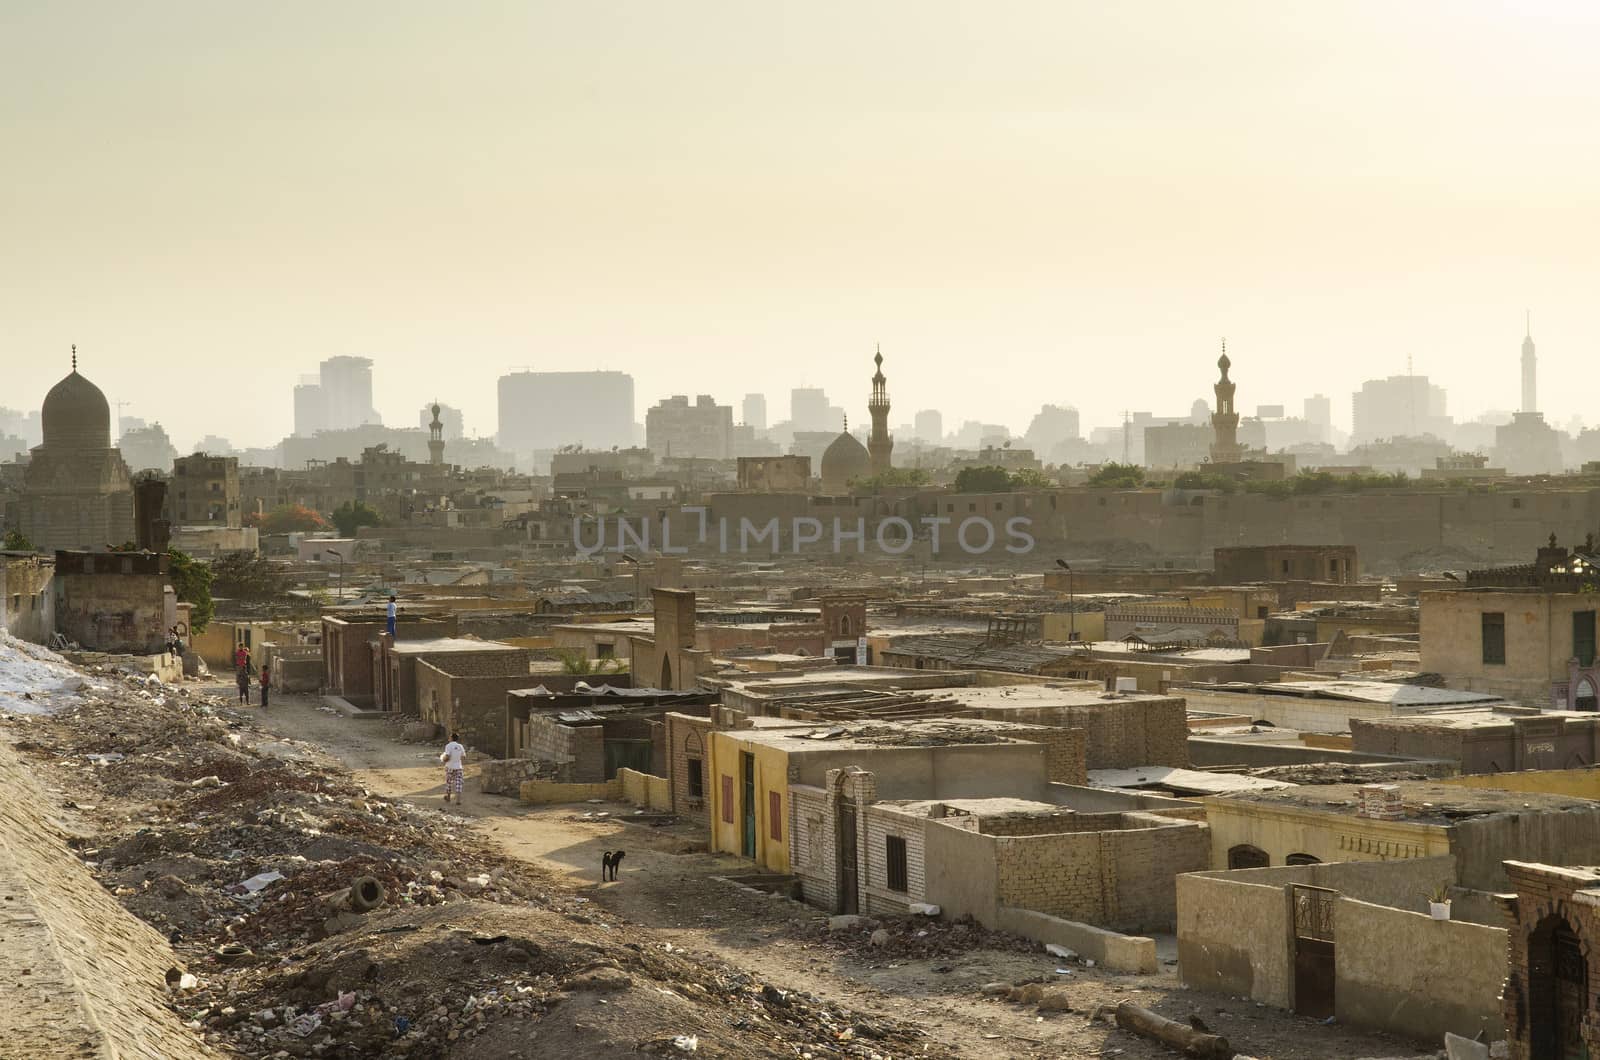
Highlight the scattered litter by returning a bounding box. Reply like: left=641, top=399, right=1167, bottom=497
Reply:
left=671, top=1035, right=699, bottom=1053
left=235, top=871, right=284, bottom=894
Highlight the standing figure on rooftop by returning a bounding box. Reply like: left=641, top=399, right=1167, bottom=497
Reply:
left=386, top=594, right=398, bottom=637
left=440, top=731, right=466, bottom=805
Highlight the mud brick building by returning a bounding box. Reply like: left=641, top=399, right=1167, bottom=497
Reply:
left=1500, top=861, right=1600, bottom=1059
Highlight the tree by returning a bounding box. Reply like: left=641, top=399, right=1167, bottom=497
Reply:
left=209, top=551, right=289, bottom=601
left=850, top=467, right=932, bottom=492
left=167, top=548, right=214, bottom=633
left=953, top=465, right=1013, bottom=493
left=1173, top=471, right=1237, bottom=492
left=1, top=529, right=34, bottom=552
left=1006, top=467, right=1055, bottom=491
left=249, top=504, right=329, bottom=534
left=331, top=501, right=383, bottom=537
left=1086, top=462, right=1146, bottom=489
left=557, top=650, right=626, bottom=676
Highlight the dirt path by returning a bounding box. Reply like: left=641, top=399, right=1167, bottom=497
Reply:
left=234, top=687, right=1432, bottom=1060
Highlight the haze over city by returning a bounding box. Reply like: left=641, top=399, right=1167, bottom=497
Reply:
left=6, top=0, right=1600, bottom=449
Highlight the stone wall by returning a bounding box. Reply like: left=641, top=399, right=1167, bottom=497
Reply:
left=54, top=569, right=172, bottom=654
left=412, top=663, right=534, bottom=758
left=1177, top=872, right=1293, bottom=1007
left=0, top=554, right=54, bottom=644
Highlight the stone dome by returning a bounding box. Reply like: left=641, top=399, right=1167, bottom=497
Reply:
left=42, top=369, right=112, bottom=450
left=820, top=430, right=870, bottom=493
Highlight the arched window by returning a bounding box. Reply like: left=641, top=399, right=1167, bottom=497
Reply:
left=660, top=655, right=673, bottom=690
left=1577, top=678, right=1597, bottom=712
left=1228, top=845, right=1270, bottom=869
left=1286, top=853, right=1321, bottom=866
left=839, top=614, right=852, bottom=636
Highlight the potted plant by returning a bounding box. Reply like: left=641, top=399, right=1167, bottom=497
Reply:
left=1425, top=884, right=1452, bottom=920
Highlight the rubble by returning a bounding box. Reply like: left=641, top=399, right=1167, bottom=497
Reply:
left=3, top=657, right=949, bottom=1059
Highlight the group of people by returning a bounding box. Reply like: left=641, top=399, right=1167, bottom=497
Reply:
left=233, top=644, right=272, bottom=708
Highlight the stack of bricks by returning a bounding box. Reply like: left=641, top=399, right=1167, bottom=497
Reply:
left=1356, top=784, right=1405, bottom=820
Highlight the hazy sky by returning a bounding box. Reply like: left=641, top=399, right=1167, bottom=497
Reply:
left=5, top=1, right=1599, bottom=450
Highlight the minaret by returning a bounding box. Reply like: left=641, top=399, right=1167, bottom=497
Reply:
left=867, top=344, right=893, bottom=475
left=428, top=401, right=445, bottom=466
left=1209, top=340, right=1242, bottom=463
left=1521, top=311, right=1537, bottom=415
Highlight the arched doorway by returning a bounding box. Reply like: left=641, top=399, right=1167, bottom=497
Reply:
left=660, top=655, right=673, bottom=690
left=1577, top=678, right=1597, bottom=712
left=1228, top=845, right=1270, bottom=869
left=1529, top=915, right=1587, bottom=1059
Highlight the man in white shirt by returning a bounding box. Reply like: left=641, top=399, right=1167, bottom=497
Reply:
left=386, top=594, right=398, bottom=637
left=439, top=732, right=466, bottom=804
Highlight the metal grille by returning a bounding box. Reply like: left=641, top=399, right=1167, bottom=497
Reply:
left=1291, top=885, right=1336, bottom=942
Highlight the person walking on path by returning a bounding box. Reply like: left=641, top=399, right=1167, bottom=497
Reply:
left=386, top=594, right=398, bottom=637
left=259, top=665, right=271, bottom=710
left=439, top=732, right=466, bottom=805
left=235, top=646, right=252, bottom=704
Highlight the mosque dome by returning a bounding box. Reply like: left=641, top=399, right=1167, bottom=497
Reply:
left=820, top=430, right=870, bottom=492
left=41, top=368, right=112, bottom=450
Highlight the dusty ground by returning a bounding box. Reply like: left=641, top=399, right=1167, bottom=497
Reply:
left=219, top=685, right=1439, bottom=1060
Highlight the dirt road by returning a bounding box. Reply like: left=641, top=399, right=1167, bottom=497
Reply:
left=235, top=687, right=1433, bottom=1060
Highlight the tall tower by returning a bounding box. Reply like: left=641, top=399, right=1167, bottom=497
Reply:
left=1209, top=340, right=1242, bottom=464
left=867, top=345, right=893, bottom=475
left=1521, top=311, right=1537, bottom=415
left=428, top=401, right=445, bottom=466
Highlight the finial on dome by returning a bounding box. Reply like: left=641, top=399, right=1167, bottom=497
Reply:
left=1217, top=338, right=1230, bottom=377
left=843, top=413, right=849, bottom=432
left=71, top=344, right=77, bottom=372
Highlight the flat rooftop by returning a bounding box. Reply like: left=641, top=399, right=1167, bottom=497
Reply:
left=1355, top=707, right=1595, bottom=730
left=1191, top=679, right=1504, bottom=707
left=1089, top=766, right=1294, bottom=796
left=387, top=637, right=522, bottom=654
left=932, top=684, right=1177, bottom=712
left=1213, top=780, right=1597, bottom=823
left=725, top=716, right=1054, bottom=753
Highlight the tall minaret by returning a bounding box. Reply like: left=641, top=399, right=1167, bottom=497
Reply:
left=428, top=401, right=446, bottom=466
left=867, top=345, right=893, bottom=474
left=1209, top=340, right=1242, bottom=463
left=1521, top=311, right=1537, bottom=415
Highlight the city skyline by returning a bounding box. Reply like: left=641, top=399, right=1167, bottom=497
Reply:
left=6, top=2, right=1599, bottom=446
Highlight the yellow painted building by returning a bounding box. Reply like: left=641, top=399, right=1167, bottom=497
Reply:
left=1205, top=793, right=1448, bottom=870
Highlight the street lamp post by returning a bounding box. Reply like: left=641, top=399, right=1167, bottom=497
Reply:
left=1055, top=559, right=1076, bottom=642
left=326, top=548, right=344, bottom=602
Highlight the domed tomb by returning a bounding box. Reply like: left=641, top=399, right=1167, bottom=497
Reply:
left=820, top=429, right=870, bottom=494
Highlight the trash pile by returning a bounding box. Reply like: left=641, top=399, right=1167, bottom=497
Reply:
left=789, top=912, right=1038, bottom=963
left=4, top=662, right=947, bottom=1059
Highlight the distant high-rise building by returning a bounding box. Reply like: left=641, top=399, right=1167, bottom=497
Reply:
left=1351, top=375, right=1450, bottom=443
left=1304, top=394, right=1332, bottom=429
left=169, top=452, right=241, bottom=527
left=644, top=395, right=733, bottom=460
left=294, top=356, right=380, bottom=436
left=119, top=421, right=179, bottom=474
left=497, top=370, right=634, bottom=456
left=1522, top=313, right=1538, bottom=415
left=790, top=388, right=831, bottom=433
left=418, top=402, right=464, bottom=440
left=742, top=393, right=767, bottom=431
left=1022, top=405, right=1080, bottom=457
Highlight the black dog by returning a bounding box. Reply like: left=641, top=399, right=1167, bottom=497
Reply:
left=601, top=849, right=626, bottom=882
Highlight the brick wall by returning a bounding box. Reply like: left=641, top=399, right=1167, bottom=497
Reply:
left=860, top=804, right=927, bottom=915
left=789, top=785, right=835, bottom=910
left=992, top=812, right=1210, bottom=933
left=975, top=699, right=1188, bottom=768
left=664, top=713, right=713, bottom=827
left=524, top=716, right=606, bottom=782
